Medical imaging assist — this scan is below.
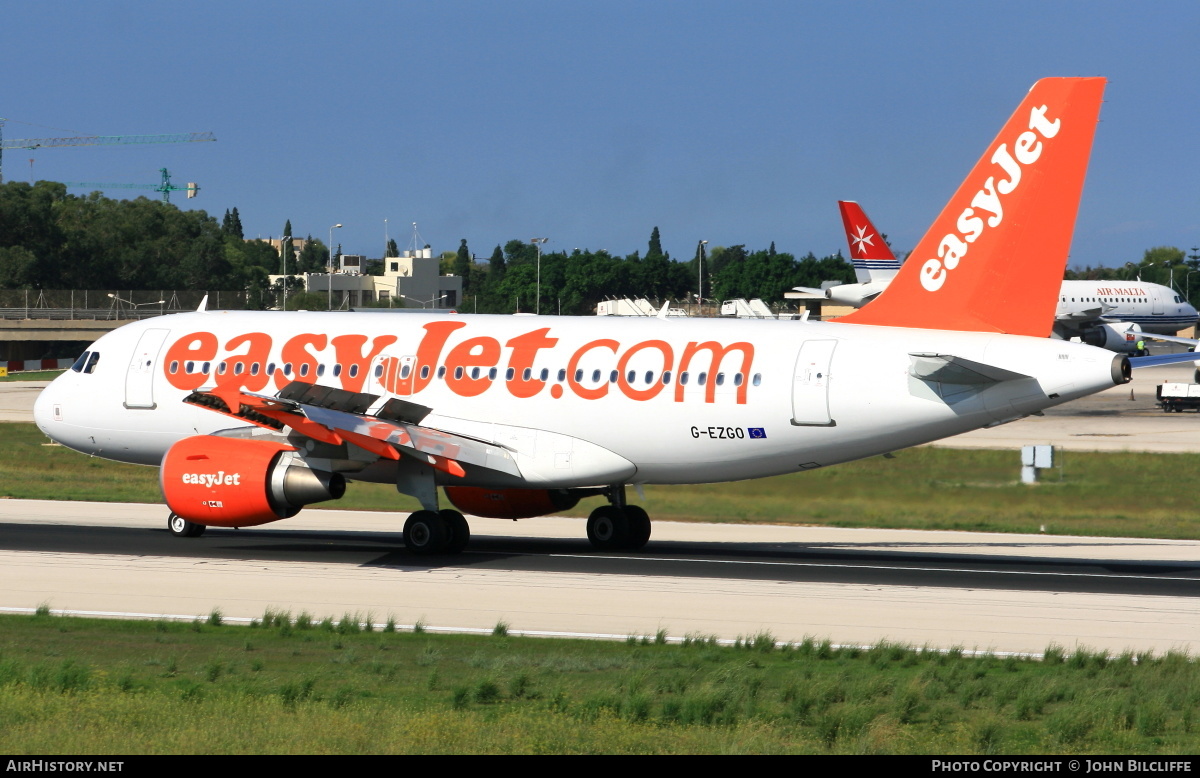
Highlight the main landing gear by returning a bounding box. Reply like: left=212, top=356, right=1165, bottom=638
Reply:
left=403, top=509, right=470, bottom=556
left=586, top=486, right=651, bottom=551
left=167, top=512, right=206, bottom=538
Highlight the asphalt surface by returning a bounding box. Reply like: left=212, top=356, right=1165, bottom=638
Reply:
left=3, top=365, right=1200, bottom=654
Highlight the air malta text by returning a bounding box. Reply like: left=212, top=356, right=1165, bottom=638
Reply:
left=161, top=321, right=756, bottom=405
left=920, top=104, right=1062, bottom=292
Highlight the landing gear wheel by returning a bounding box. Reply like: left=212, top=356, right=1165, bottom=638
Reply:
left=404, top=510, right=449, bottom=555
left=440, top=509, right=470, bottom=554
left=587, top=505, right=631, bottom=551
left=623, top=505, right=651, bottom=550
left=167, top=513, right=206, bottom=538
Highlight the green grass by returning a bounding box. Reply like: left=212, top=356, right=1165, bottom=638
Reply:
left=6, top=421, right=1200, bottom=538
left=0, top=612, right=1197, bottom=754
left=0, top=370, right=64, bottom=382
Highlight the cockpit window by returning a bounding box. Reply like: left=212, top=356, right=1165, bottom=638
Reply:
left=83, top=352, right=100, bottom=374
left=70, top=352, right=90, bottom=373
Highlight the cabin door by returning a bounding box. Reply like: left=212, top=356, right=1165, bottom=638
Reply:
left=791, top=340, right=837, bottom=426
left=124, top=328, right=170, bottom=409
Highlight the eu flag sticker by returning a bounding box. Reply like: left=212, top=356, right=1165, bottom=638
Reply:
left=747, top=428, right=767, bottom=439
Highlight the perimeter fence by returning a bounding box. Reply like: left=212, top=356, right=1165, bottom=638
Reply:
left=0, top=290, right=252, bottom=321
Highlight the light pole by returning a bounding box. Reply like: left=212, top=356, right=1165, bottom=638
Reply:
left=400, top=294, right=447, bottom=309
left=328, top=223, right=342, bottom=310
left=1185, top=270, right=1200, bottom=302
left=697, top=239, right=708, bottom=316
left=107, top=293, right=165, bottom=319
left=279, top=235, right=292, bottom=311
left=531, top=238, right=548, bottom=315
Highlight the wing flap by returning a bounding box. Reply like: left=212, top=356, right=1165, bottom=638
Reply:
left=184, top=382, right=520, bottom=479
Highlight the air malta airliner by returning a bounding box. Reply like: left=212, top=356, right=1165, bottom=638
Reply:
left=807, top=201, right=1198, bottom=352
left=33, top=78, right=1196, bottom=555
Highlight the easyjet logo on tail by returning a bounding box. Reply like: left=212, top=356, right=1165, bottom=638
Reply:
left=920, top=104, right=1061, bottom=292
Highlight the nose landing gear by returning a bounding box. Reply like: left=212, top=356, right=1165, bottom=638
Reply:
left=167, top=512, right=206, bottom=538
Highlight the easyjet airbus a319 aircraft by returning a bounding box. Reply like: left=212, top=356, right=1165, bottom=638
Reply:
left=34, top=77, right=1189, bottom=555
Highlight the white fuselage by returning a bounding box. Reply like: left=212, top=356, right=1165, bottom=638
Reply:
left=34, top=310, right=1124, bottom=489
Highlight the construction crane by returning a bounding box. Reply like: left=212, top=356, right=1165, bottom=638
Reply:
left=0, top=118, right=216, bottom=183
left=63, top=167, right=199, bottom=203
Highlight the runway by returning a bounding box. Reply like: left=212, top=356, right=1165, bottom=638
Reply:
left=2, top=363, right=1199, bottom=655
left=2, top=500, right=1199, bottom=656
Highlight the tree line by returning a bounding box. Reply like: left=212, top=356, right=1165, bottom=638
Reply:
left=0, top=181, right=856, bottom=314
left=4, top=180, right=1194, bottom=315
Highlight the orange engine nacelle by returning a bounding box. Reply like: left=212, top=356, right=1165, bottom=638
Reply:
left=161, top=435, right=346, bottom=528
left=444, top=487, right=580, bottom=520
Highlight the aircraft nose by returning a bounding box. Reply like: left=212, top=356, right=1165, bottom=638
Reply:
left=33, top=376, right=63, bottom=436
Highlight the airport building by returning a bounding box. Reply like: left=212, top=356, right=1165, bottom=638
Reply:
left=271, top=248, right=464, bottom=310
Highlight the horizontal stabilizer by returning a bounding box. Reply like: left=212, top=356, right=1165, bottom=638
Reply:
left=909, top=353, right=1031, bottom=385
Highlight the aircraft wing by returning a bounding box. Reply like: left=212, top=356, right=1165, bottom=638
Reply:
left=1140, top=332, right=1199, bottom=348
left=184, top=381, right=522, bottom=479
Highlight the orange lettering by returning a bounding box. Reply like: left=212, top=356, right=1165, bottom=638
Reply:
left=163, top=332, right=218, bottom=391
left=566, top=339, right=619, bottom=400
left=505, top=328, right=558, bottom=399
left=216, top=332, right=272, bottom=392
left=676, top=341, right=754, bottom=404
left=444, top=336, right=501, bottom=397
left=393, top=321, right=467, bottom=395
left=331, top=334, right=398, bottom=393
left=617, top=340, right=672, bottom=401
left=275, top=333, right=328, bottom=389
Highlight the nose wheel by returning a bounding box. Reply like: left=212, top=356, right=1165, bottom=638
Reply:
left=167, top=513, right=206, bottom=538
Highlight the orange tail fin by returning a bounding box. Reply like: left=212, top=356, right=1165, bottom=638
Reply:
left=838, top=77, right=1106, bottom=336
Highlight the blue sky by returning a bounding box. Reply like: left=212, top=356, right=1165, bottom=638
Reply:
left=3, top=1, right=1197, bottom=270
